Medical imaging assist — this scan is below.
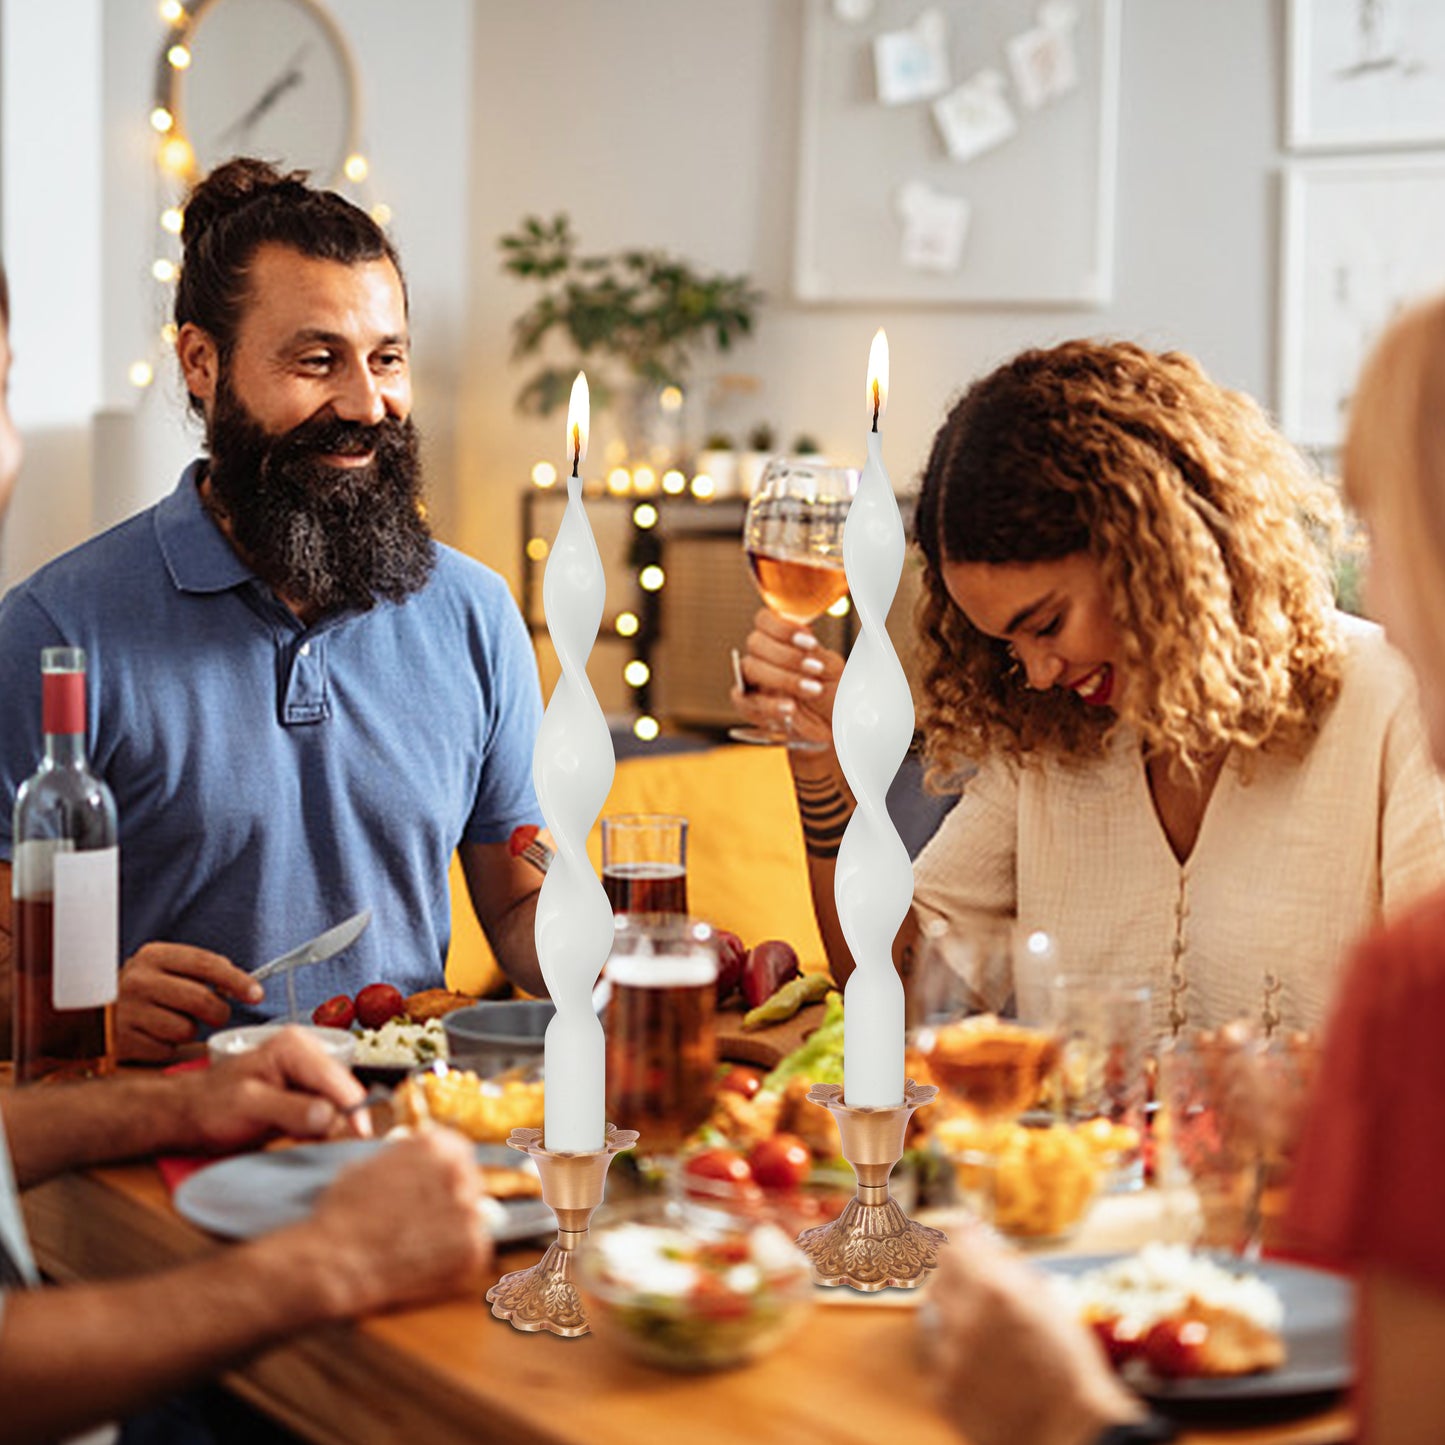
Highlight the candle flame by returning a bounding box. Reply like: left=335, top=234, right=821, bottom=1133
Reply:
left=566, top=371, right=590, bottom=474
left=867, top=328, right=889, bottom=430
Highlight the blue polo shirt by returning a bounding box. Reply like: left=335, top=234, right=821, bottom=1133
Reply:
left=0, top=464, right=543, bottom=1020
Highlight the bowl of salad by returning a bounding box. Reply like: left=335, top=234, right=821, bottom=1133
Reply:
left=575, top=1196, right=815, bottom=1371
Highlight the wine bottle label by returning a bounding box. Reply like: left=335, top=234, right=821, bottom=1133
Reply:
left=13, top=837, right=71, bottom=896
left=52, top=846, right=119, bottom=1009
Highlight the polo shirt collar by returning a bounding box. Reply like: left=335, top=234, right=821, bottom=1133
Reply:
left=155, top=460, right=256, bottom=594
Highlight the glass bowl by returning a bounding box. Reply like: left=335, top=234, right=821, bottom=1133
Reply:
left=576, top=1196, right=815, bottom=1371
left=207, top=1022, right=356, bottom=1068
left=932, top=1112, right=1104, bottom=1245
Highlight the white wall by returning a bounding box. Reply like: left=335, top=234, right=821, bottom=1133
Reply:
left=0, top=0, right=104, bottom=589
left=459, top=0, right=1283, bottom=588
left=2, top=0, right=1285, bottom=601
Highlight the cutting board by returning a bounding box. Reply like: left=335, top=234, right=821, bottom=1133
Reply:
left=715, top=998, right=828, bottom=1070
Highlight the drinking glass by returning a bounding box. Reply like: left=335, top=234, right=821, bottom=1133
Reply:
left=729, top=458, right=856, bottom=750
left=1047, top=979, right=1151, bottom=1192
left=1156, top=1026, right=1318, bottom=1257
left=603, top=914, right=719, bottom=1192
left=601, top=814, right=689, bottom=918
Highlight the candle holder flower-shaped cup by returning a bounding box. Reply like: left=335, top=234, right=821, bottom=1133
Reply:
left=486, top=1123, right=640, bottom=1337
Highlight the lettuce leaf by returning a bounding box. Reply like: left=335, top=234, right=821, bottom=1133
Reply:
left=760, top=990, right=845, bottom=1092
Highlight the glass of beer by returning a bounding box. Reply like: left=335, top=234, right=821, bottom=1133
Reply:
left=604, top=914, right=719, bottom=1189
left=601, top=814, right=688, bottom=917
left=729, top=458, right=856, bottom=750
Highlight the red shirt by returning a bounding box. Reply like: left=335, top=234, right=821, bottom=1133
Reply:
left=1287, top=884, right=1445, bottom=1290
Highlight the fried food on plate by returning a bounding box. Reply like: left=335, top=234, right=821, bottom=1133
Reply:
left=405, top=988, right=478, bottom=1023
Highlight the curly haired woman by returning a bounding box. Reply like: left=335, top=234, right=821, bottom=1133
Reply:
left=733, top=338, right=1445, bottom=1038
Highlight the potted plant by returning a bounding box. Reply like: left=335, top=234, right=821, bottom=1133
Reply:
left=696, top=431, right=739, bottom=497
left=739, top=422, right=777, bottom=497
left=500, top=214, right=762, bottom=463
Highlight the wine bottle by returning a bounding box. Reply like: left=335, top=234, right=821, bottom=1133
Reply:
left=12, top=647, right=118, bottom=1082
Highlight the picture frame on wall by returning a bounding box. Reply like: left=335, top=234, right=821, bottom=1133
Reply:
left=1278, top=155, right=1445, bottom=449
left=1288, top=0, right=1445, bottom=150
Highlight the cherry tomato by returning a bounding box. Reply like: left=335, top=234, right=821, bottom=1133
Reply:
left=1141, top=1317, right=1210, bottom=1378
left=1088, top=1315, right=1144, bottom=1370
left=682, top=1148, right=761, bottom=1204
left=311, top=995, right=355, bottom=1030
left=747, top=1134, right=812, bottom=1191
left=718, top=1065, right=763, bottom=1100
left=354, top=982, right=406, bottom=1031
left=683, top=1148, right=754, bottom=1186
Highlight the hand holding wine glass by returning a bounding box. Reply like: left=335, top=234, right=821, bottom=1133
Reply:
left=728, top=459, right=855, bottom=750
left=731, top=608, right=845, bottom=749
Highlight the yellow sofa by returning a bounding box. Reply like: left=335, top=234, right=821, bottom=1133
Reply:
left=445, top=745, right=828, bottom=997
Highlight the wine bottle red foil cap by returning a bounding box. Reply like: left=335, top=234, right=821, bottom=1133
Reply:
left=42, top=671, right=86, bottom=736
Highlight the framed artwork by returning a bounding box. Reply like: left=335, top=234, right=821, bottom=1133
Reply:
left=1288, top=0, right=1445, bottom=150
left=1278, top=155, right=1445, bottom=448
left=794, top=0, right=1120, bottom=305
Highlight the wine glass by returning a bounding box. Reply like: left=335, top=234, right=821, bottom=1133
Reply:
left=907, top=918, right=1062, bottom=1126
left=729, top=458, right=856, bottom=750
left=603, top=914, right=719, bottom=1197
left=906, top=920, right=1094, bottom=1240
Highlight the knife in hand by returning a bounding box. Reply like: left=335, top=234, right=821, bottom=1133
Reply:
left=251, top=909, right=372, bottom=983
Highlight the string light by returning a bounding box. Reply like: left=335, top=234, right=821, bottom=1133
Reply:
left=633, top=716, right=661, bottom=742
left=690, top=474, right=716, bottom=500
left=140, top=6, right=383, bottom=394
left=623, top=660, right=651, bottom=688
left=827, top=596, right=851, bottom=618
left=615, top=612, right=640, bottom=638
left=632, top=465, right=657, bottom=494
left=531, top=461, right=558, bottom=488
left=659, top=386, right=684, bottom=413
left=606, top=467, right=631, bottom=496
left=158, top=136, right=194, bottom=176
left=631, top=503, right=658, bottom=530
left=128, top=361, right=155, bottom=388
left=638, top=565, right=665, bottom=592
left=661, top=469, right=686, bottom=495
left=526, top=537, right=550, bottom=562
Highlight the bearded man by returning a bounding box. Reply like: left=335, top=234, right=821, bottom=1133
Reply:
left=0, top=159, right=547, bottom=1062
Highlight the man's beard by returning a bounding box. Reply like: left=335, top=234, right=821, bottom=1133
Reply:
left=204, top=376, right=435, bottom=614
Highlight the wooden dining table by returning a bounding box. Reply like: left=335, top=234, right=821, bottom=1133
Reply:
left=18, top=1131, right=1354, bottom=1445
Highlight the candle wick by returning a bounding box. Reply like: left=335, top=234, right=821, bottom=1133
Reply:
left=871, top=400, right=880, bottom=433
left=572, top=445, right=580, bottom=479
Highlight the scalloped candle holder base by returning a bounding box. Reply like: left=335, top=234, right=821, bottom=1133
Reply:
left=485, top=1122, right=638, bottom=1338
left=795, top=1080, right=947, bottom=1292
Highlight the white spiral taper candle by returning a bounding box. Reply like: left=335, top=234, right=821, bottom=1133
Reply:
left=533, top=372, right=616, bottom=1151
left=836, top=330, right=910, bottom=1109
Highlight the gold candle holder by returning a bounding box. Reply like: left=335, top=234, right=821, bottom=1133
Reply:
left=486, top=1123, right=638, bottom=1337
left=796, top=1080, right=946, bottom=1292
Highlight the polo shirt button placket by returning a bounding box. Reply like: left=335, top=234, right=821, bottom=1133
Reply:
left=283, top=634, right=330, bottom=726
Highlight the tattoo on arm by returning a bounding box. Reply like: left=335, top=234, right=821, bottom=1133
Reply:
left=793, top=774, right=853, bottom=860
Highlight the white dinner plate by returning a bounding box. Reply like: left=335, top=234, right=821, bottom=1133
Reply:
left=174, top=1140, right=554, bottom=1247
left=1038, top=1252, right=1355, bottom=1406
